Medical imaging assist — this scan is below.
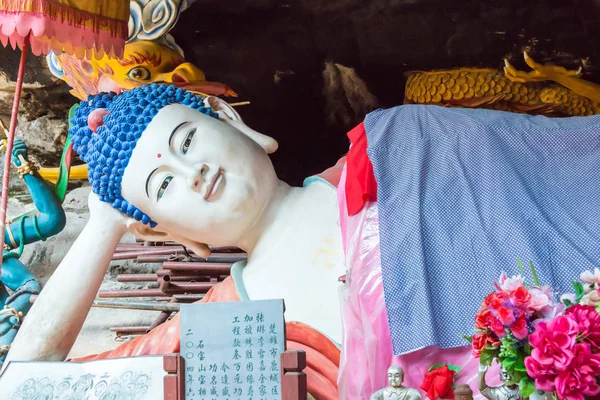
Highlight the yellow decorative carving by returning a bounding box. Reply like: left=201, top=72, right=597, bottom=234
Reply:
left=55, top=40, right=237, bottom=101
left=405, top=53, right=600, bottom=117
left=312, top=238, right=343, bottom=269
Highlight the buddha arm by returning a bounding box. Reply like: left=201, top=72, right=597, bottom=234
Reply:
left=4, top=171, right=66, bottom=249
left=478, top=365, right=490, bottom=394
left=5, top=197, right=127, bottom=365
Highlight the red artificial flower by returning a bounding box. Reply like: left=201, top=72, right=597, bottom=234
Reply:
left=421, top=365, right=456, bottom=400
left=487, top=331, right=501, bottom=347
left=475, top=309, right=491, bottom=330
left=510, top=313, right=529, bottom=340
left=485, top=292, right=509, bottom=310
left=490, top=315, right=507, bottom=338
left=472, top=332, right=487, bottom=357
left=510, top=286, right=532, bottom=308
left=496, top=305, right=516, bottom=326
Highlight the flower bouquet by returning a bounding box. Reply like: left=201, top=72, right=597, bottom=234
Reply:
left=465, top=262, right=600, bottom=400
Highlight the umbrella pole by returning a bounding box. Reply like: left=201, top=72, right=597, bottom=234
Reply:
left=0, top=34, right=29, bottom=274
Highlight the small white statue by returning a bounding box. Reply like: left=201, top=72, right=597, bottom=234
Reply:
left=370, top=366, right=422, bottom=400
left=478, top=364, right=522, bottom=400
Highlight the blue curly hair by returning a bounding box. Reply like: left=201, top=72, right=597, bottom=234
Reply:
left=69, top=84, right=219, bottom=227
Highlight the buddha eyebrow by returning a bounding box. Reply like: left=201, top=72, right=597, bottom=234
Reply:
left=168, top=122, right=188, bottom=147
left=145, top=167, right=159, bottom=198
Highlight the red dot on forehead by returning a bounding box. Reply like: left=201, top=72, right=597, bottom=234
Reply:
left=157, top=153, right=162, bottom=158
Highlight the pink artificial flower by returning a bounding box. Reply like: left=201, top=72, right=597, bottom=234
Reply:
left=580, top=268, right=600, bottom=285
left=528, top=316, right=578, bottom=370
left=496, top=273, right=524, bottom=291
left=524, top=356, right=558, bottom=392
left=555, top=343, right=600, bottom=400
left=565, top=305, right=600, bottom=351
left=580, top=289, right=600, bottom=307
left=529, top=285, right=565, bottom=321
left=528, top=286, right=552, bottom=311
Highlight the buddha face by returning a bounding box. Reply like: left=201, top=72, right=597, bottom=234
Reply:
left=121, top=103, right=278, bottom=247
left=387, top=366, right=403, bottom=388
left=500, top=364, right=512, bottom=382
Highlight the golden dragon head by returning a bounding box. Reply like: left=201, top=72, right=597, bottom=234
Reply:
left=48, top=40, right=237, bottom=100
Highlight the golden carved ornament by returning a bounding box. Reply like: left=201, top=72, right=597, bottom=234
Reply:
left=405, top=52, right=600, bottom=117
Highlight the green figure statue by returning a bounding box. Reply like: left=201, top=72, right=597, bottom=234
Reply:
left=0, top=139, right=66, bottom=364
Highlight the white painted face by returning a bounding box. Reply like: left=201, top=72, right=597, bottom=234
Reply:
left=121, top=103, right=278, bottom=246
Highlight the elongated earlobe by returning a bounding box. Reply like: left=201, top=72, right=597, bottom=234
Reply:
left=126, top=220, right=212, bottom=258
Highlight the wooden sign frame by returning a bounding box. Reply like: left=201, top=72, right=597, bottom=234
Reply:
left=163, top=351, right=307, bottom=399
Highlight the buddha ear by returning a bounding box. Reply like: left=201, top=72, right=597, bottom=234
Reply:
left=126, top=220, right=212, bottom=258
left=203, top=96, right=279, bottom=154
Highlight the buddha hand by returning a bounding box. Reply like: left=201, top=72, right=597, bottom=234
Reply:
left=11, top=139, right=28, bottom=167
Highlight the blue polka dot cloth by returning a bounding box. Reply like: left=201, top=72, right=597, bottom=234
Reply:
left=364, top=105, right=600, bottom=356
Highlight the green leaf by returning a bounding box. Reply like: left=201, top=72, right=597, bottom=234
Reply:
left=517, top=258, right=525, bottom=278
left=514, top=356, right=527, bottom=372
left=480, top=351, right=494, bottom=367
left=447, top=363, right=460, bottom=374
left=479, top=347, right=498, bottom=367
left=529, top=261, right=540, bottom=286
left=519, top=377, right=536, bottom=398
left=563, top=298, right=573, bottom=307
left=462, top=334, right=473, bottom=344
left=428, top=363, right=445, bottom=372
left=502, top=356, right=517, bottom=369
left=574, top=281, right=585, bottom=303
left=523, top=342, right=532, bottom=356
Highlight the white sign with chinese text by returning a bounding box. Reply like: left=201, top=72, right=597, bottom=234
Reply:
left=180, top=299, right=286, bottom=400
left=0, top=355, right=165, bottom=399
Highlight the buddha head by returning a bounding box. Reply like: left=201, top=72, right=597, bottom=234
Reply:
left=499, top=364, right=513, bottom=383
left=453, top=384, right=473, bottom=400
left=70, top=84, right=278, bottom=255
left=387, top=365, right=404, bottom=388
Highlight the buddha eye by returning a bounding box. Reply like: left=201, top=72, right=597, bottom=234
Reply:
left=181, top=128, right=196, bottom=155
left=127, top=66, right=151, bottom=81
left=157, top=175, right=173, bottom=201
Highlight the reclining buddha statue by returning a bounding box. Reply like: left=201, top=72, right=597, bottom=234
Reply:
left=6, top=85, right=345, bottom=399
